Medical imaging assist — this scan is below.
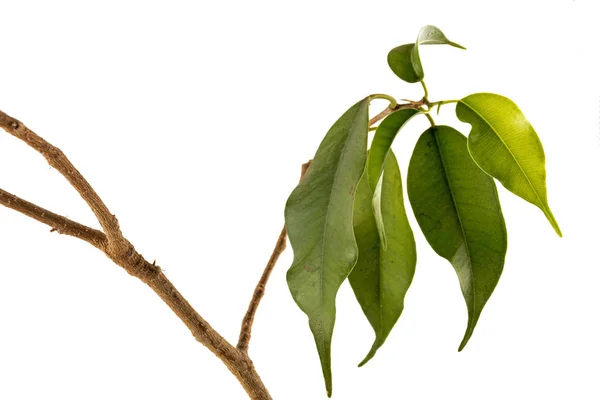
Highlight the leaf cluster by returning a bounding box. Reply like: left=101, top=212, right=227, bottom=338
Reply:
left=284, top=25, right=561, bottom=397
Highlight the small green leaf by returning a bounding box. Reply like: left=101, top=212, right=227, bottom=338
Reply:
left=285, top=98, right=369, bottom=397
left=456, top=93, right=562, bottom=236
left=387, top=44, right=420, bottom=83
left=367, top=109, right=418, bottom=247
left=412, top=25, right=466, bottom=80
left=349, top=150, right=416, bottom=366
left=407, top=126, right=507, bottom=350
left=387, top=25, right=465, bottom=83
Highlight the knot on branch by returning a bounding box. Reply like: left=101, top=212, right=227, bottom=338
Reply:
left=109, top=243, right=161, bottom=283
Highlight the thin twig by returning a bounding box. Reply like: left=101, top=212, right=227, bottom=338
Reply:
left=0, top=188, right=107, bottom=249
left=0, top=110, right=128, bottom=253
left=368, top=98, right=427, bottom=127
left=237, top=161, right=311, bottom=352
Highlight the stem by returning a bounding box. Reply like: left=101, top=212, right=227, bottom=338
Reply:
left=238, top=225, right=288, bottom=351
left=420, top=80, right=429, bottom=100
left=147, top=269, right=271, bottom=399
left=369, top=93, right=397, bottom=108
left=368, top=97, right=428, bottom=127
left=425, top=113, right=436, bottom=126
left=428, top=99, right=459, bottom=110
left=238, top=161, right=311, bottom=352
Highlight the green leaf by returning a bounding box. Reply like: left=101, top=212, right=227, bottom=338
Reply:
left=456, top=93, right=562, bottom=236
left=368, top=109, right=419, bottom=189
left=412, top=25, right=466, bottom=80
left=387, top=44, right=420, bottom=83
left=285, top=98, right=369, bottom=397
left=349, top=150, right=416, bottom=366
left=387, top=25, right=465, bottom=83
left=407, top=125, right=507, bottom=350
left=367, top=109, right=419, bottom=248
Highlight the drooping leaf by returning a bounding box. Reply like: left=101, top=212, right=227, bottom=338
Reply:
left=387, top=25, right=465, bottom=83
left=456, top=93, right=561, bottom=236
left=349, top=150, right=416, bottom=366
left=412, top=25, right=466, bottom=80
left=367, top=109, right=419, bottom=248
left=285, top=98, right=369, bottom=397
left=407, top=125, right=507, bottom=350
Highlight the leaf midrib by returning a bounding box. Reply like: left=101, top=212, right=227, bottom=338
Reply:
left=431, top=129, right=475, bottom=325
left=319, top=105, right=364, bottom=307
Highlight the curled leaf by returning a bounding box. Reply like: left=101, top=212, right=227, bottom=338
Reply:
left=387, top=25, right=465, bottom=82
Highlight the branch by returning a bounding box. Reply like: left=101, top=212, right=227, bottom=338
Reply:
left=0, top=98, right=422, bottom=398
left=0, top=108, right=272, bottom=399
left=0, top=188, right=107, bottom=249
left=0, top=110, right=128, bottom=253
left=237, top=161, right=311, bottom=352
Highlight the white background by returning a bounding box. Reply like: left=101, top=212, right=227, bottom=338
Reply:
left=0, top=1, right=599, bottom=399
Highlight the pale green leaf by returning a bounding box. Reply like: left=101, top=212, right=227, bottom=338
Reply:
left=456, top=93, right=561, bottom=236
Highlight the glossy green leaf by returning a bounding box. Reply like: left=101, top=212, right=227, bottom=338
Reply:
left=456, top=93, right=561, bottom=236
left=368, top=109, right=418, bottom=248
left=285, top=98, right=369, bottom=397
left=349, top=150, right=416, bottom=366
left=407, top=125, right=507, bottom=350
left=387, top=25, right=465, bottom=83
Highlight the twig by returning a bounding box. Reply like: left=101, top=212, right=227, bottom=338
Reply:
left=0, top=110, right=128, bottom=253
left=0, top=188, right=107, bottom=249
left=0, top=108, right=272, bottom=400
left=368, top=98, right=427, bottom=127
left=238, top=161, right=311, bottom=352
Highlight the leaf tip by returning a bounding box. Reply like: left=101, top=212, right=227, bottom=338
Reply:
left=458, top=325, right=475, bottom=352
left=357, top=351, right=375, bottom=368
left=545, top=209, right=562, bottom=237
left=357, top=339, right=383, bottom=367
left=451, top=41, right=467, bottom=50
left=552, top=220, right=562, bottom=237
